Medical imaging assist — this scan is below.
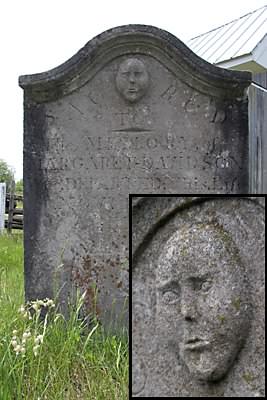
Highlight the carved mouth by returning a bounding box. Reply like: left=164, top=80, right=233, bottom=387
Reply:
left=128, top=88, right=138, bottom=92
left=186, top=337, right=203, bottom=344
left=183, top=337, right=209, bottom=350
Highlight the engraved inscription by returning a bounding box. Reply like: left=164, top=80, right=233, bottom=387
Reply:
left=160, top=81, right=178, bottom=103
left=111, top=106, right=153, bottom=132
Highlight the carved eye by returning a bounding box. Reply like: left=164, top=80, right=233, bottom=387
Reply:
left=162, top=290, right=180, bottom=305
left=190, top=277, right=212, bottom=293
left=200, top=280, right=212, bottom=293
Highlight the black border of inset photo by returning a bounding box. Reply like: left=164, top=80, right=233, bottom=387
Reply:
left=129, top=194, right=265, bottom=398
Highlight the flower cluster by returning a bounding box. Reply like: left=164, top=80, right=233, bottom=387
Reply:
left=18, top=305, right=32, bottom=320
left=18, top=298, right=55, bottom=319
left=33, top=334, right=44, bottom=357
left=11, top=327, right=45, bottom=357
left=11, top=329, right=31, bottom=356
left=11, top=298, right=55, bottom=357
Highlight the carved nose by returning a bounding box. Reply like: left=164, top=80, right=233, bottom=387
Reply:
left=129, top=73, right=136, bottom=83
left=181, top=303, right=197, bottom=321
left=180, top=290, right=198, bottom=321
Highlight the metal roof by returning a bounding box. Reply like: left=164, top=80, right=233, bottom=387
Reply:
left=187, top=5, right=267, bottom=64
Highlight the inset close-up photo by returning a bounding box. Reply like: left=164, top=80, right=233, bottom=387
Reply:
left=132, top=196, right=265, bottom=397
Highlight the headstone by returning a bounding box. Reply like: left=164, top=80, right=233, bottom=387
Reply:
left=132, top=196, right=265, bottom=397
left=0, top=183, right=6, bottom=233
left=19, top=25, right=251, bottom=331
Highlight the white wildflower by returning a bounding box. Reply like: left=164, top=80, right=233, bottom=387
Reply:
left=32, top=303, right=39, bottom=311
left=33, top=345, right=40, bottom=356
left=14, top=344, right=23, bottom=355
left=23, top=312, right=29, bottom=319
left=18, top=305, right=25, bottom=314
left=35, top=335, right=44, bottom=344
left=46, top=299, right=54, bottom=307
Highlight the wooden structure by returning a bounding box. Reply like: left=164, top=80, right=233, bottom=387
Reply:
left=249, top=72, right=267, bottom=193
left=5, top=181, right=24, bottom=231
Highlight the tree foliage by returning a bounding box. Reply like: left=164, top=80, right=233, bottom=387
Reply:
left=15, top=179, right=23, bottom=195
left=0, top=159, right=15, bottom=191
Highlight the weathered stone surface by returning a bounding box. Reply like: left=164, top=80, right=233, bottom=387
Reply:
left=19, top=25, right=251, bottom=331
left=132, top=197, right=265, bottom=397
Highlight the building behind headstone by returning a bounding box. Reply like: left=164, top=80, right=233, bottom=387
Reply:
left=186, top=6, right=267, bottom=193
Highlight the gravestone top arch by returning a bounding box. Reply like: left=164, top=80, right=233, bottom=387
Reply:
left=19, top=25, right=251, bottom=101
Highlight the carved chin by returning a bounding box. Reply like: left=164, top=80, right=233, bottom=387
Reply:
left=187, top=363, right=226, bottom=382
left=123, top=91, right=142, bottom=102
left=183, top=350, right=235, bottom=382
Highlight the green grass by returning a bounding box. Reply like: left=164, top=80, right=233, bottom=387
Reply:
left=0, top=232, right=129, bottom=400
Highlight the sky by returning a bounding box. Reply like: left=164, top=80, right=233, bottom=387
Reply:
left=1, top=0, right=266, bottom=180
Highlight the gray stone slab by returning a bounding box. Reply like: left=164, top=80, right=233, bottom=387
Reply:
left=132, top=196, right=265, bottom=397
left=19, top=25, right=252, bottom=332
left=0, top=183, right=6, bottom=232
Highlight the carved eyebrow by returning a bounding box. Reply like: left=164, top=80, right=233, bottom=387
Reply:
left=156, top=280, right=180, bottom=291
left=156, top=274, right=212, bottom=290
left=188, top=273, right=211, bottom=282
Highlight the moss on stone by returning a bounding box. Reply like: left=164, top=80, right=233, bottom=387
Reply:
left=232, top=297, right=241, bottom=311
left=243, top=372, right=255, bottom=384
left=218, top=314, right=226, bottom=323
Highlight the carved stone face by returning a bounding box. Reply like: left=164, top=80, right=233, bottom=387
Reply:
left=156, top=223, right=251, bottom=382
left=116, top=58, right=149, bottom=103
